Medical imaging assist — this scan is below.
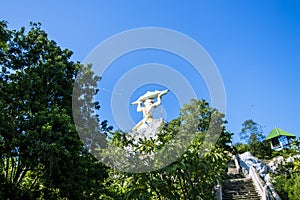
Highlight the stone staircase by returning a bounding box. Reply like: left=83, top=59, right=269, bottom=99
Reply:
left=222, top=160, right=261, bottom=200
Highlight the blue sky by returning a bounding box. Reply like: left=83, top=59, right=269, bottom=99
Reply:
left=1, top=0, right=300, bottom=142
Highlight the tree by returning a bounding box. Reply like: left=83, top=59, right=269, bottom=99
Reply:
left=105, top=99, right=232, bottom=199
left=0, top=21, right=111, bottom=199
left=239, top=119, right=272, bottom=158
left=240, top=119, right=264, bottom=144
left=0, top=20, right=233, bottom=199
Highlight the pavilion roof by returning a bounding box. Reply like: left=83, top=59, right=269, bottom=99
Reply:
left=265, top=128, right=296, bottom=140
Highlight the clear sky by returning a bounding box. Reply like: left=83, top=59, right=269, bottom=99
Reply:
left=1, top=0, right=300, bottom=142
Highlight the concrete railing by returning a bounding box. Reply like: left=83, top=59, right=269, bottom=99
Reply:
left=248, top=166, right=282, bottom=200
left=214, top=180, right=222, bottom=200
left=236, top=155, right=281, bottom=200
left=249, top=166, right=266, bottom=199
left=233, top=154, right=241, bottom=174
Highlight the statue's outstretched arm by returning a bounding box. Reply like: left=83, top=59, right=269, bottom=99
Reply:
left=153, top=94, right=162, bottom=107
left=136, top=101, right=143, bottom=112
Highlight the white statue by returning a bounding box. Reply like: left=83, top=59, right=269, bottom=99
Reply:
left=132, top=89, right=169, bottom=131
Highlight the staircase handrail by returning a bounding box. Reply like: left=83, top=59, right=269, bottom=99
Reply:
left=236, top=155, right=281, bottom=200
left=249, top=166, right=266, bottom=199
left=214, top=180, right=222, bottom=200
left=232, top=154, right=241, bottom=174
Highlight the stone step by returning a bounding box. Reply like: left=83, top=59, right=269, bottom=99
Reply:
left=223, top=177, right=261, bottom=200
left=223, top=159, right=262, bottom=200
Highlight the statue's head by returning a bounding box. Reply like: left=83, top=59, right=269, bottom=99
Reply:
left=144, top=99, right=154, bottom=106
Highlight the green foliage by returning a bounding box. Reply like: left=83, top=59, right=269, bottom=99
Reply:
left=240, top=119, right=264, bottom=144
left=234, top=143, right=250, bottom=154
left=0, top=21, right=110, bottom=199
left=106, top=99, right=232, bottom=199
left=250, top=140, right=273, bottom=159
left=237, top=119, right=272, bottom=158
left=271, top=138, right=300, bottom=200
left=272, top=172, right=300, bottom=200
left=0, top=20, right=233, bottom=199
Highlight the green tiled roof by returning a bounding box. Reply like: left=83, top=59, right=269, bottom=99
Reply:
left=265, top=128, right=296, bottom=140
